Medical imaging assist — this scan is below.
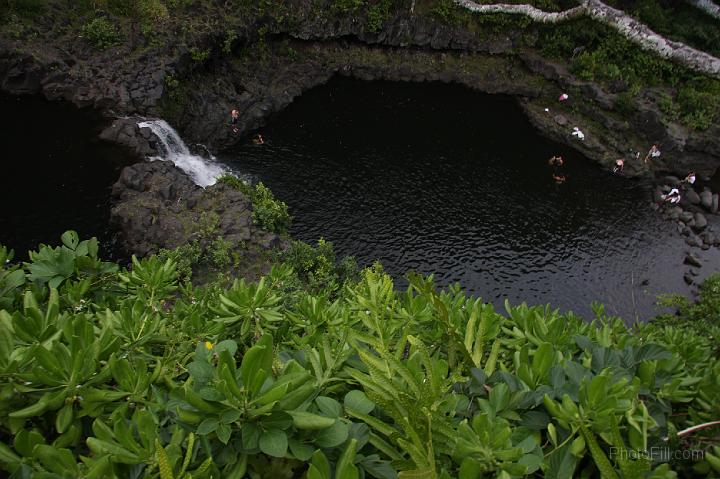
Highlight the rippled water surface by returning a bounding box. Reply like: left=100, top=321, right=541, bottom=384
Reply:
left=224, top=77, right=720, bottom=321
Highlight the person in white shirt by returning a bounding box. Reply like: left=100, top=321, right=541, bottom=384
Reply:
left=645, top=144, right=660, bottom=163
left=661, top=188, right=681, bottom=204
left=683, top=171, right=696, bottom=185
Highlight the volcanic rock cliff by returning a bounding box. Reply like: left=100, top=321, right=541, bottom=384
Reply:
left=1, top=1, right=719, bottom=178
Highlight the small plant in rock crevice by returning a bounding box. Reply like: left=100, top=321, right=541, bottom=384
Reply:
left=81, top=17, right=120, bottom=49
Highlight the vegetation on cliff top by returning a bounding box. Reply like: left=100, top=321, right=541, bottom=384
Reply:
left=2, top=0, right=719, bottom=130
left=0, top=231, right=719, bottom=478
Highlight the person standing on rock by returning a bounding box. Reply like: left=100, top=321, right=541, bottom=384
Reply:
left=661, top=188, right=681, bottom=204
left=683, top=171, right=696, bottom=186
left=644, top=144, right=661, bottom=163
left=230, top=109, right=240, bottom=133
left=613, top=158, right=624, bottom=174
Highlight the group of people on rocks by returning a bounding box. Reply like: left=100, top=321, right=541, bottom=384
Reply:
left=660, top=171, right=696, bottom=204
left=612, top=144, right=662, bottom=176
left=230, top=108, right=264, bottom=144
left=546, top=93, right=671, bottom=184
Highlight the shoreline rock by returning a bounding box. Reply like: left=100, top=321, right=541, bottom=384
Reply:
left=110, top=161, right=288, bottom=274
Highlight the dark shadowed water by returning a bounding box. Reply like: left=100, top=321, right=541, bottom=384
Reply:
left=2, top=81, right=718, bottom=321
left=224, top=77, right=720, bottom=322
left=0, top=94, right=133, bottom=258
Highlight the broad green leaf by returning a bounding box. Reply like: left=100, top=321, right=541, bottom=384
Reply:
left=259, top=429, right=287, bottom=458
left=33, top=444, right=79, bottom=476
left=459, top=457, right=482, bottom=479
left=13, top=429, right=45, bottom=457
left=197, top=419, right=219, bottom=435
left=61, top=231, right=79, bottom=250
left=240, top=334, right=274, bottom=396
left=308, top=449, right=331, bottom=479
left=545, top=443, right=578, bottom=479
left=336, top=438, right=359, bottom=479
left=344, top=390, right=375, bottom=415
left=315, top=420, right=349, bottom=448
left=288, top=439, right=315, bottom=461
left=289, top=411, right=336, bottom=430
left=217, top=423, right=231, bottom=445
left=315, top=396, right=342, bottom=418
left=220, top=409, right=242, bottom=424
left=570, top=436, right=586, bottom=457
left=188, top=360, right=215, bottom=385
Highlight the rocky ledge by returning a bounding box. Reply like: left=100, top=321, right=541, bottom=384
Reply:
left=2, top=5, right=719, bottom=179
left=110, top=161, right=287, bottom=270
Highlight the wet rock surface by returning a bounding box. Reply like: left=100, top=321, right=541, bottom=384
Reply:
left=99, top=118, right=160, bottom=157
left=110, top=161, right=287, bottom=261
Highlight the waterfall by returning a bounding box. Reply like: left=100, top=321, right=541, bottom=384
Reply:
left=137, top=119, right=227, bottom=187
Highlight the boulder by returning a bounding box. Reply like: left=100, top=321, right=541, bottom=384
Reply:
left=694, top=212, right=708, bottom=230
left=685, top=235, right=703, bottom=247
left=110, top=161, right=289, bottom=274
left=700, top=190, right=713, bottom=210
left=684, top=274, right=694, bottom=285
left=680, top=211, right=694, bottom=224
left=100, top=118, right=158, bottom=157
left=685, top=188, right=701, bottom=205
left=652, top=186, right=664, bottom=203
left=713, top=193, right=719, bottom=214
left=700, top=231, right=715, bottom=244
left=662, top=176, right=680, bottom=186
left=684, top=253, right=702, bottom=268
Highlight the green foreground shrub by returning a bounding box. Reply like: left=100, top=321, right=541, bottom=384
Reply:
left=0, top=232, right=719, bottom=478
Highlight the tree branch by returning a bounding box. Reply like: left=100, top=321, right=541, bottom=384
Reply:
left=685, top=0, right=720, bottom=21
left=453, top=0, right=720, bottom=78
left=453, top=1, right=585, bottom=22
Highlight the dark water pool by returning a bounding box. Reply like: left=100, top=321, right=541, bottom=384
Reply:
left=0, top=94, right=133, bottom=259
left=224, top=77, right=720, bottom=321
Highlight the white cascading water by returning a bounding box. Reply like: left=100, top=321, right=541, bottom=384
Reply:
left=137, top=119, right=227, bottom=187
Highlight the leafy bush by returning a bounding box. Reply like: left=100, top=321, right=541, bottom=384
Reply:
left=614, top=91, right=636, bottom=117
left=190, top=46, right=210, bottom=63
left=2, top=0, right=44, bottom=18
left=281, top=238, right=358, bottom=295
left=676, top=81, right=720, bottom=130
left=366, top=0, right=394, bottom=33
left=138, top=0, right=169, bottom=22
left=218, top=175, right=291, bottom=235
left=81, top=17, right=121, bottom=49
left=0, top=232, right=719, bottom=477
left=332, top=0, right=365, bottom=14
left=656, top=273, right=720, bottom=327
left=539, top=17, right=719, bottom=130
left=156, top=241, right=202, bottom=282
left=430, top=0, right=460, bottom=23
